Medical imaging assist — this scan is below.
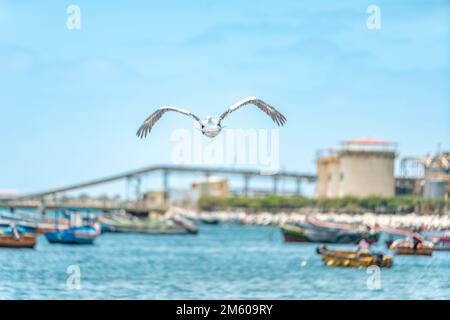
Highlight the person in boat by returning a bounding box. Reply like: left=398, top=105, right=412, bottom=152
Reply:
left=357, top=237, right=371, bottom=255
left=9, top=223, right=21, bottom=240
left=412, top=234, right=423, bottom=250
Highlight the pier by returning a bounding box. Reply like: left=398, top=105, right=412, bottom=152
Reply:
left=0, top=164, right=421, bottom=212
left=1, top=165, right=316, bottom=212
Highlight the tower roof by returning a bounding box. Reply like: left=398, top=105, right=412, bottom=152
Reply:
left=342, top=137, right=394, bottom=146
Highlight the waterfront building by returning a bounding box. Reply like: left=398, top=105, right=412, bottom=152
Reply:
left=316, top=137, right=396, bottom=198
left=191, top=177, right=229, bottom=200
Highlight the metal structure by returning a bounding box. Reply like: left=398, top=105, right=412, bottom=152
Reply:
left=16, top=165, right=315, bottom=199
left=0, top=165, right=316, bottom=211
left=400, top=156, right=425, bottom=179
left=398, top=152, right=450, bottom=198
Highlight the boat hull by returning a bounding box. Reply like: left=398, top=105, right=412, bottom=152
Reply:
left=393, top=247, right=433, bottom=256
left=280, top=224, right=309, bottom=242
left=44, top=226, right=98, bottom=245
left=0, top=234, right=36, bottom=248
left=281, top=222, right=379, bottom=244
left=199, top=218, right=220, bottom=225
left=317, top=246, right=393, bottom=268
left=45, top=233, right=95, bottom=244
left=111, top=226, right=195, bottom=235
left=390, top=239, right=433, bottom=256
left=99, top=215, right=198, bottom=235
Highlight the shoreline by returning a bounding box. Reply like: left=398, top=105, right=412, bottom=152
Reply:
left=170, top=207, right=450, bottom=230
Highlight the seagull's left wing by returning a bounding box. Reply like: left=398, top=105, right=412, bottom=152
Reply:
left=218, top=97, right=286, bottom=126
left=136, top=106, right=202, bottom=138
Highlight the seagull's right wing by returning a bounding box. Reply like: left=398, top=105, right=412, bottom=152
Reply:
left=218, top=97, right=286, bottom=126
left=136, top=107, right=202, bottom=138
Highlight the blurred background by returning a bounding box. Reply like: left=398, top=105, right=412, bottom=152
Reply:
left=0, top=0, right=449, bottom=300
left=0, top=0, right=448, bottom=201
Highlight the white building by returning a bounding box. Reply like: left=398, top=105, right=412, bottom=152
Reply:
left=316, top=137, right=396, bottom=198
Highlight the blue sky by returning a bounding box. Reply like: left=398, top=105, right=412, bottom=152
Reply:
left=0, top=0, right=449, bottom=195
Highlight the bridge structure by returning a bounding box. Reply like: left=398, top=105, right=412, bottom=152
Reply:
left=1, top=165, right=317, bottom=212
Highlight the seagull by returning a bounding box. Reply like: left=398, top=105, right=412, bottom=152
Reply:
left=136, top=96, right=286, bottom=138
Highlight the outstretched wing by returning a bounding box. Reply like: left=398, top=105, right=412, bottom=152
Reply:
left=136, top=107, right=202, bottom=138
left=218, top=97, right=286, bottom=126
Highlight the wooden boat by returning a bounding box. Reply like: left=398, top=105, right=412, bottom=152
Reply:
left=0, top=225, right=36, bottom=248
left=316, top=245, right=393, bottom=268
left=99, top=214, right=198, bottom=235
left=381, top=227, right=422, bottom=248
left=44, top=225, right=99, bottom=245
left=390, top=239, right=433, bottom=256
left=305, top=217, right=380, bottom=244
left=281, top=217, right=379, bottom=244
left=280, top=224, right=309, bottom=242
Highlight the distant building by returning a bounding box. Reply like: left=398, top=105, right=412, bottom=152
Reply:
left=143, top=190, right=166, bottom=207
left=316, top=137, right=396, bottom=198
left=0, top=190, right=17, bottom=200
left=191, top=177, right=229, bottom=200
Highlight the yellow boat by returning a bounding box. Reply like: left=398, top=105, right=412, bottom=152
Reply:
left=316, top=245, right=393, bottom=268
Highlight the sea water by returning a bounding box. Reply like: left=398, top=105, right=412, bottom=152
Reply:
left=0, top=224, right=449, bottom=299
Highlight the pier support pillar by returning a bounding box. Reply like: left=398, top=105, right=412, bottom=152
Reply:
left=162, top=169, right=169, bottom=205
left=203, top=172, right=210, bottom=195
left=39, top=196, right=47, bottom=215
left=272, top=176, right=279, bottom=195
left=243, top=175, right=251, bottom=197
left=296, top=178, right=302, bottom=195
left=135, top=176, right=142, bottom=199
left=125, top=176, right=131, bottom=201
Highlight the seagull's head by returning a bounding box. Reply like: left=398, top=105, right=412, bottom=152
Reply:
left=201, top=116, right=221, bottom=138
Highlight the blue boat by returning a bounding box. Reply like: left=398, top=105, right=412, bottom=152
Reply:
left=44, top=226, right=99, bottom=245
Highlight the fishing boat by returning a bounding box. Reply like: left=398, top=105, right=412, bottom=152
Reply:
left=44, top=225, right=99, bottom=245
left=316, top=245, right=393, bottom=268
left=281, top=217, right=379, bottom=244
left=303, top=217, right=380, bottom=244
left=380, top=226, right=421, bottom=248
left=0, top=225, right=36, bottom=248
left=99, top=213, right=198, bottom=235
left=390, top=239, right=433, bottom=256
left=199, top=216, right=220, bottom=225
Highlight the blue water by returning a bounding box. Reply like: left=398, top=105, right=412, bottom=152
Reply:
left=0, top=224, right=449, bottom=299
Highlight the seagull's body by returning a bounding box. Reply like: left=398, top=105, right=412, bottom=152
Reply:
left=200, top=116, right=221, bottom=138
left=136, top=97, right=286, bottom=139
